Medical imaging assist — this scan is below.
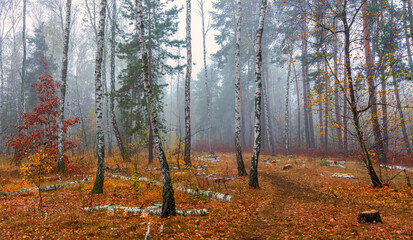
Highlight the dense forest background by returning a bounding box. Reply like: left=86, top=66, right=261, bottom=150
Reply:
left=0, top=0, right=413, bottom=183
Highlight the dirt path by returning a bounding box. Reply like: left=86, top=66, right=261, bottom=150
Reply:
left=237, top=168, right=413, bottom=239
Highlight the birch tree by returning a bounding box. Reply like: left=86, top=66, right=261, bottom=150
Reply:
left=57, top=0, right=72, bottom=174
left=234, top=0, right=247, bottom=176
left=90, top=0, right=107, bottom=194
left=249, top=0, right=266, bottom=189
left=184, top=0, right=192, bottom=165
left=135, top=0, right=176, bottom=217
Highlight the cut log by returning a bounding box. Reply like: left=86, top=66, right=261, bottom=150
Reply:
left=282, top=164, right=292, bottom=170
left=357, top=210, right=382, bottom=224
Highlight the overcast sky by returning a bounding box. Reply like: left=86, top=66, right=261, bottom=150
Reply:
left=17, top=0, right=219, bottom=81
left=172, top=0, right=219, bottom=80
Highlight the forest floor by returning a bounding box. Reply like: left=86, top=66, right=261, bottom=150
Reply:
left=0, top=152, right=412, bottom=239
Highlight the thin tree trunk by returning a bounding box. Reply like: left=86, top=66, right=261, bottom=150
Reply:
left=284, top=53, right=292, bottom=155
left=363, top=3, right=387, bottom=164
left=301, top=4, right=315, bottom=149
left=0, top=38, right=3, bottom=151
left=249, top=0, right=266, bottom=189
left=110, top=0, right=128, bottom=162
left=235, top=0, right=247, bottom=176
left=90, top=0, right=107, bottom=194
left=184, top=0, right=192, bottom=165
left=19, top=0, right=27, bottom=125
left=333, top=18, right=342, bottom=150
left=392, top=76, right=411, bottom=154
left=342, top=6, right=382, bottom=188
left=343, top=67, right=348, bottom=155
left=404, top=2, right=413, bottom=73
left=293, top=62, right=301, bottom=148
left=199, top=0, right=214, bottom=155
left=247, top=57, right=253, bottom=146
left=58, top=0, right=72, bottom=174
left=148, top=5, right=154, bottom=164
left=176, top=45, right=181, bottom=139
left=324, top=58, right=329, bottom=158
left=263, top=69, right=275, bottom=156
left=380, top=68, right=389, bottom=151
left=75, top=75, right=89, bottom=154
left=264, top=59, right=275, bottom=156
left=135, top=0, right=176, bottom=217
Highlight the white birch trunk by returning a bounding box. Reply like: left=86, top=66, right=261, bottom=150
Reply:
left=90, top=0, right=107, bottom=194
left=249, top=0, right=266, bottom=189
left=135, top=0, right=176, bottom=217
left=184, top=0, right=192, bottom=165
left=235, top=0, right=247, bottom=176
left=58, top=0, right=72, bottom=174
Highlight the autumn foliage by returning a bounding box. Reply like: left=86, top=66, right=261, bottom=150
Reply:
left=6, top=59, right=79, bottom=166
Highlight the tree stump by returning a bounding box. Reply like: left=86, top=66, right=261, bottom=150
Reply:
left=357, top=210, right=382, bottom=224
left=282, top=164, right=292, bottom=170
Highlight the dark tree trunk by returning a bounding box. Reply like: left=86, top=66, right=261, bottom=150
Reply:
left=362, top=3, right=387, bottom=164
left=342, top=4, right=382, bottom=187
left=110, top=0, right=129, bottom=162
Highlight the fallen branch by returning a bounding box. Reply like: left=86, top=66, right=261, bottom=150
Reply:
left=199, top=155, right=220, bottom=162
left=84, top=204, right=208, bottom=216
left=175, top=185, right=233, bottom=202
left=0, top=178, right=90, bottom=197
left=106, top=174, right=233, bottom=202
left=330, top=163, right=346, bottom=168
left=144, top=222, right=150, bottom=240
left=139, top=165, right=207, bottom=171
left=332, top=173, right=355, bottom=179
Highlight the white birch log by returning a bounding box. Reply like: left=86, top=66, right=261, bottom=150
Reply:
left=106, top=174, right=233, bottom=202
left=0, top=178, right=90, bottom=197
left=84, top=204, right=208, bottom=216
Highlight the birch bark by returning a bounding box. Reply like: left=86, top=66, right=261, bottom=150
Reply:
left=235, top=0, right=247, bottom=176
left=136, top=0, right=176, bottom=217
left=58, top=0, right=72, bottom=174
left=184, top=0, right=192, bottom=165
left=90, top=0, right=107, bottom=194
left=249, top=0, right=266, bottom=189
